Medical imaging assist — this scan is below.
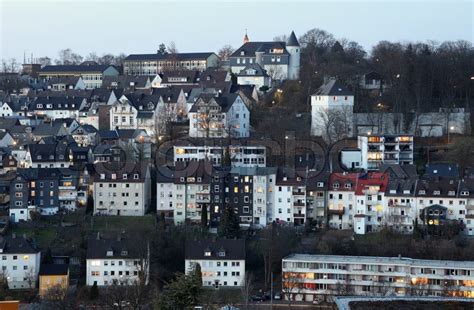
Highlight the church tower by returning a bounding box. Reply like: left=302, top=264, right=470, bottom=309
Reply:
left=243, top=29, right=249, bottom=44
left=286, top=31, right=300, bottom=80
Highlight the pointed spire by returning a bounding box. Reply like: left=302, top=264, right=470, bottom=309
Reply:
left=287, top=31, right=300, bottom=47
left=243, top=29, right=249, bottom=44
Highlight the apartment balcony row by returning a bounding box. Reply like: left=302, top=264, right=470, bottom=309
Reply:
left=294, top=201, right=305, bottom=207
left=327, top=208, right=344, bottom=215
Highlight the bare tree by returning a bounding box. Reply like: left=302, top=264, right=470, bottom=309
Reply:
left=266, top=64, right=284, bottom=81
left=240, top=273, right=254, bottom=310
left=314, top=106, right=353, bottom=144
left=1, top=58, right=19, bottom=73
left=282, top=272, right=301, bottom=309
left=56, top=49, right=83, bottom=65
left=37, top=57, right=52, bottom=67
left=218, top=45, right=234, bottom=61
left=41, top=284, right=71, bottom=310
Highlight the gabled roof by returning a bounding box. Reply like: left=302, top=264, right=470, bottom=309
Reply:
left=102, top=75, right=150, bottom=89
left=313, top=78, right=353, bottom=96
left=237, top=64, right=269, bottom=77
left=0, top=235, right=39, bottom=254
left=425, top=163, right=459, bottom=178
left=161, top=70, right=200, bottom=84
left=151, top=87, right=184, bottom=103
left=39, top=264, right=69, bottom=276
left=189, top=93, right=241, bottom=113
left=231, top=41, right=289, bottom=58
left=87, top=235, right=146, bottom=259
left=185, top=239, right=245, bottom=260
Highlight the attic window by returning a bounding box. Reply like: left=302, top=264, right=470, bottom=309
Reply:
left=390, top=190, right=396, bottom=194
left=333, top=183, right=339, bottom=189
left=100, top=174, right=105, bottom=180
left=461, top=191, right=469, bottom=196
left=403, top=190, right=410, bottom=194
left=217, top=250, right=226, bottom=257
left=283, top=177, right=287, bottom=181
left=123, top=174, right=127, bottom=180
left=296, top=177, right=301, bottom=181
left=106, top=250, right=113, bottom=257
left=204, top=251, right=211, bottom=257
left=317, top=182, right=324, bottom=187
left=344, top=183, right=352, bottom=189
left=240, top=51, right=245, bottom=56
left=419, top=190, right=426, bottom=195
left=433, top=190, right=440, bottom=195
left=133, top=174, right=139, bottom=180
left=121, top=250, right=128, bottom=256
left=180, top=177, right=185, bottom=182
left=448, top=190, right=455, bottom=196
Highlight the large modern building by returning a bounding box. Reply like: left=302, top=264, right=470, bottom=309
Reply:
left=173, top=144, right=266, bottom=167
left=185, top=239, right=245, bottom=288
left=38, top=64, right=120, bottom=89
left=123, top=52, right=219, bottom=75
left=282, top=254, right=474, bottom=302
left=230, top=31, right=300, bottom=80
left=358, top=135, right=414, bottom=170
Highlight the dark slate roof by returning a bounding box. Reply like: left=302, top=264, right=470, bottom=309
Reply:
left=87, top=235, right=145, bottom=259
left=151, top=87, right=183, bottom=103
left=32, top=123, right=67, bottom=136
left=40, top=64, right=115, bottom=73
left=314, top=78, right=353, bottom=96
left=286, top=31, right=300, bottom=47
left=199, top=68, right=230, bottom=88
left=425, top=163, right=460, bottom=178
left=31, top=96, right=86, bottom=110
left=189, top=93, right=240, bottom=113
left=92, top=162, right=149, bottom=182
left=379, top=164, right=418, bottom=179
left=0, top=236, right=39, bottom=254
left=185, top=239, right=245, bottom=260
left=124, top=52, right=215, bottom=61
left=97, top=130, right=119, bottom=140
left=161, top=70, right=200, bottom=84
left=230, top=84, right=256, bottom=99
left=102, top=76, right=150, bottom=89
left=39, top=264, right=69, bottom=276
left=237, top=64, right=269, bottom=77
left=231, top=41, right=289, bottom=57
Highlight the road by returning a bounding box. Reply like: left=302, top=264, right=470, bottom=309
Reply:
left=233, top=301, right=336, bottom=309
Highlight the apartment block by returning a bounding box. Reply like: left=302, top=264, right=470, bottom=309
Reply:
left=282, top=254, right=474, bottom=302
left=358, top=135, right=414, bottom=170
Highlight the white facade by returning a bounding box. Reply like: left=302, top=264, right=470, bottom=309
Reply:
left=185, top=258, right=245, bottom=288
left=0, top=239, right=41, bottom=289
left=93, top=168, right=151, bottom=216
left=282, top=254, right=474, bottom=301
left=253, top=172, right=276, bottom=227
left=173, top=145, right=266, bottom=167
left=188, top=94, right=250, bottom=138
left=274, top=183, right=307, bottom=225
left=310, top=90, right=354, bottom=140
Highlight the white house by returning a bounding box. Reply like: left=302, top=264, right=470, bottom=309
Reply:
left=185, top=239, right=245, bottom=288
left=0, top=235, right=41, bottom=289
left=86, top=235, right=149, bottom=286
left=188, top=93, right=250, bottom=138
left=93, top=162, right=151, bottom=216
left=236, top=64, right=271, bottom=89
left=311, top=78, right=354, bottom=142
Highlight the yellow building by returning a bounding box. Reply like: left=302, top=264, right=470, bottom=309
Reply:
left=39, top=264, right=69, bottom=298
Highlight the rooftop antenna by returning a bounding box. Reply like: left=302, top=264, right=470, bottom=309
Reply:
left=23, top=51, right=26, bottom=64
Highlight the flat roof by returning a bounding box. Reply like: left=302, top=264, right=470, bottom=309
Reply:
left=283, top=254, right=474, bottom=269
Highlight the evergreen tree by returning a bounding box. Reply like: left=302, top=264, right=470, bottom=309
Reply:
left=159, top=272, right=201, bottom=309
left=193, top=263, right=202, bottom=289
left=200, top=205, right=208, bottom=229
left=221, top=146, right=232, bottom=167
left=89, top=282, right=99, bottom=300
left=86, top=195, right=94, bottom=214
left=42, top=247, right=54, bottom=264
left=218, top=205, right=240, bottom=239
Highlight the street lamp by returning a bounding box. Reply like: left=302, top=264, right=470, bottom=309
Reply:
left=448, top=126, right=455, bottom=144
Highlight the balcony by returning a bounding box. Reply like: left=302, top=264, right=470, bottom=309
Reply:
left=294, top=201, right=305, bottom=207
left=327, top=208, right=344, bottom=215
left=293, top=213, right=305, bottom=218
left=466, top=205, right=474, bottom=210
left=466, top=214, right=474, bottom=219
left=292, top=190, right=305, bottom=196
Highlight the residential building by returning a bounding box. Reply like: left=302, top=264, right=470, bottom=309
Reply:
left=185, top=239, right=245, bottom=288
left=189, top=93, right=250, bottom=138
left=38, top=64, right=119, bottom=89
left=39, top=264, right=69, bottom=297
left=173, top=143, right=266, bottom=167
left=230, top=31, right=300, bottom=80
left=311, top=78, right=354, bottom=141
left=358, top=135, right=414, bottom=170
left=327, top=173, right=358, bottom=230
left=274, top=169, right=308, bottom=226
left=282, top=254, right=474, bottom=301
left=123, top=52, right=219, bottom=75
left=0, top=235, right=41, bottom=289
left=86, top=235, right=150, bottom=286
left=93, top=162, right=151, bottom=216
left=236, top=64, right=271, bottom=89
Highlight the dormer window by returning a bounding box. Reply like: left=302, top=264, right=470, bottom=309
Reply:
left=317, top=182, right=324, bottom=187
left=419, top=190, right=426, bottom=195
left=344, top=183, right=351, bottom=189
left=123, top=174, right=127, bottom=180
left=333, top=183, right=339, bottom=189
left=106, top=250, right=113, bottom=257
left=111, top=174, right=116, bottom=180
left=461, top=191, right=469, bottom=196
left=100, top=174, right=105, bottom=180
left=133, top=174, right=139, bottom=180
left=448, top=191, right=455, bottom=196
left=433, top=190, right=440, bottom=196
left=296, top=177, right=301, bottom=182
left=217, top=250, right=226, bottom=257
left=180, top=177, right=185, bottom=182
left=240, top=51, right=245, bottom=56
left=204, top=251, right=211, bottom=257
left=121, top=250, right=128, bottom=256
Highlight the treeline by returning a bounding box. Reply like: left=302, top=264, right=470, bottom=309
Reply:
left=277, top=28, right=473, bottom=114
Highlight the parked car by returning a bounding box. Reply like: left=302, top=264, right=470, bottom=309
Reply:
left=273, top=292, right=281, bottom=300
left=250, top=295, right=264, bottom=302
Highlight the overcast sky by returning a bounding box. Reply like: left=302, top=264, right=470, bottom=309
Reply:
left=1, top=0, right=472, bottom=62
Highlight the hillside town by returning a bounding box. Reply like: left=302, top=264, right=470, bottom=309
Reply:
left=0, top=16, right=474, bottom=310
